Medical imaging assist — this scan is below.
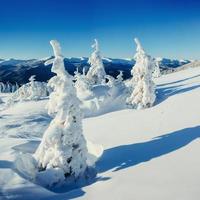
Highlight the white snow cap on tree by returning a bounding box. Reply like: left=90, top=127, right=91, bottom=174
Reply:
left=86, top=39, right=106, bottom=84
left=127, top=38, right=156, bottom=109
left=34, top=40, right=88, bottom=186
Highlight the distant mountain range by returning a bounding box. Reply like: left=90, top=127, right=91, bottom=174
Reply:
left=0, top=57, right=192, bottom=84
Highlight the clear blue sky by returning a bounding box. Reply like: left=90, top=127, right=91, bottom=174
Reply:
left=0, top=0, right=200, bottom=59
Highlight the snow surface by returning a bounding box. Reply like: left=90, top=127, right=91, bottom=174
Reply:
left=0, top=67, right=200, bottom=199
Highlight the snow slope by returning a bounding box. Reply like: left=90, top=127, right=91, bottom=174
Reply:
left=0, top=67, right=200, bottom=200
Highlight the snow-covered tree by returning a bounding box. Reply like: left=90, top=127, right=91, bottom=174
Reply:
left=28, top=75, right=38, bottom=99
left=0, top=82, right=5, bottom=93
left=0, top=82, right=18, bottom=93
left=74, top=68, right=93, bottom=100
left=127, top=38, right=156, bottom=109
left=27, top=75, right=49, bottom=100
left=6, top=78, right=49, bottom=106
left=11, top=84, right=16, bottom=93
left=116, top=70, right=124, bottom=82
left=106, top=71, right=123, bottom=88
left=29, top=75, right=36, bottom=84
left=34, top=40, right=88, bottom=186
left=153, top=60, right=161, bottom=78
left=15, top=82, right=19, bottom=91
left=86, top=39, right=106, bottom=85
left=6, top=82, right=11, bottom=93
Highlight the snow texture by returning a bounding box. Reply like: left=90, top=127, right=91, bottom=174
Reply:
left=0, top=66, right=200, bottom=199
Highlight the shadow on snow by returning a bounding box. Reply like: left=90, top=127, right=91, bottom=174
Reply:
left=0, top=126, right=200, bottom=199
left=157, top=73, right=200, bottom=87
left=1, top=74, right=200, bottom=198
left=155, top=73, right=200, bottom=105
left=97, top=126, right=200, bottom=172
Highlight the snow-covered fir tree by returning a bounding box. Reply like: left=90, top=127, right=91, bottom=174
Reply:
left=116, top=70, right=124, bottom=82
left=86, top=39, right=106, bottom=85
left=28, top=75, right=37, bottom=99
left=6, top=82, right=11, bottom=93
left=11, top=84, right=16, bottom=93
left=74, top=68, right=94, bottom=100
left=106, top=71, right=124, bottom=88
left=153, top=60, right=161, bottom=78
left=0, top=82, right=5, bottom=93
left=127, top=38, right=156, bottom=109
left=15, top=82, right=19, bottom=91
left=6, top=77, right=49, bottom=106
left=34, top=40, right=88, bottom=186
left=29, top=75, right=36, bottom=84
left=0, top=82, right=18, bottom=93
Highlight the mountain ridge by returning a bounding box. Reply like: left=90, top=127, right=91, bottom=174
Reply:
left=0, top=57, right=192, bottom=84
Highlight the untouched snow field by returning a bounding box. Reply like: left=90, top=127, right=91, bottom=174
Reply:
left=0, top=67, right=200, bottom=200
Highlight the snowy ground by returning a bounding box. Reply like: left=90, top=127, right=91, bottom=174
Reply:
left=0, top=67, right=200, bottom=200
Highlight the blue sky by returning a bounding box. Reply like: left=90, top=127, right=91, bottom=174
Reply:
left=0, top=0, right=200, bottom=59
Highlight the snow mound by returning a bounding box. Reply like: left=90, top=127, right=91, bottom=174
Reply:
left=15, top=140, right=103, bottom=186
left=81, top=83, right=128, bottom=117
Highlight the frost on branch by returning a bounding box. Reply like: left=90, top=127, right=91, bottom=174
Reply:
left=34, top=40, right=88, bottom=186
left=86, top=39, right=106, bottom=85
left=127, top=38, right=156, bottom=109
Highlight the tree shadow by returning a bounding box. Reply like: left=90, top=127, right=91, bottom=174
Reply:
left=155, top=84, right=200, bottom=105
left=12, top=140, right=40, bottom=154
left=157, top=73, right=200, bottom=87
left=0, top=160, right=13, bottom=169
left=3, top=185, right=85, bottom=200
left=97, top=126, right=200, bottom=172
left=3, top=126, right=200, bottom=198
left=0, top=114, right=11, bottom=119
left=155, top=73, right=200, bottom=105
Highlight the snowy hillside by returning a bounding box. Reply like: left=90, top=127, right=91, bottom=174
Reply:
left=0, top=57, right=191, bottom=84
left=0, top=66, right=200, bottom=200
